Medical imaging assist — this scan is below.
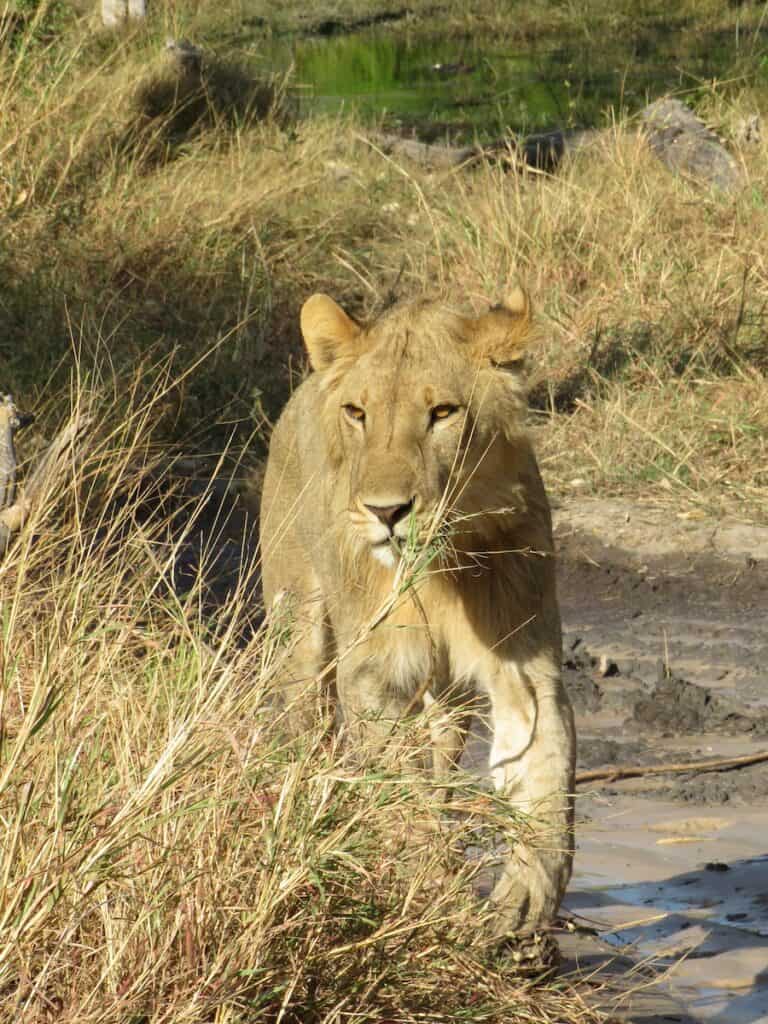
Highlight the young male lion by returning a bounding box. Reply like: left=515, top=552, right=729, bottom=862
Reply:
left=259, top=286, right=575, bottom=936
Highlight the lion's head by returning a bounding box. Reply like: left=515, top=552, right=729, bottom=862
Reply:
left=300, top=288, right=540, bottom=569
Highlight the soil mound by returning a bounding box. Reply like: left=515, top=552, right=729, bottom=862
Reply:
left=632, top=667, right=768, bottom=737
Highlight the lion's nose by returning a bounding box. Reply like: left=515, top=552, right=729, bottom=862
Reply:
left=364, top=499, right=414, bottom=532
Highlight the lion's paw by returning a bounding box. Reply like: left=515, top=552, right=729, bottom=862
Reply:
left=497, top=931, right=560, bottom=981
left=487, top=851, right=570, bottom=937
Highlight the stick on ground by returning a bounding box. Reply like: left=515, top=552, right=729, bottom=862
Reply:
left=575, top=750, right=768, bottom=786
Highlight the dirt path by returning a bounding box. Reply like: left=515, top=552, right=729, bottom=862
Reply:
left=555, top=497, right=768, bottom=802
left=553, top=498, right=768, bottom=1023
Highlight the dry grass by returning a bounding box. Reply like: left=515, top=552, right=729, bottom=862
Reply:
left=0, top=377, right=610, bottom=1023
left=216, top=0, right=768, bottom=43
left=4, top=16, right=767, bottom=516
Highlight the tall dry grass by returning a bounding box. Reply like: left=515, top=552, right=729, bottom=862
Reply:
left=0, top=368, right=607, bottom=1022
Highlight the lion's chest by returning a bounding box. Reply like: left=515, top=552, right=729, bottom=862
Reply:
left=349, top=582, right=494, bottom=700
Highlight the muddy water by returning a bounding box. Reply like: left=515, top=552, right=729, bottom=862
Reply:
left=567, top=797, right=768, bottom=1023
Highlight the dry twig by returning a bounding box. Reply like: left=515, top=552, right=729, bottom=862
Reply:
left=576, top=750, right=768, bottom=786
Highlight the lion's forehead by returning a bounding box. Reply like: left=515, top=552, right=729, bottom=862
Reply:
left=354, top=380, right=450, bottom=410
left=343, top=336, right=468, bottom=405
left=367, top=297, right=466, bottom=337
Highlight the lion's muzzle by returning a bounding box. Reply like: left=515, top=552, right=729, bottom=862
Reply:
left=351, top=494, right=418, bottom=567
left=363, top=498, right=414, bottom=533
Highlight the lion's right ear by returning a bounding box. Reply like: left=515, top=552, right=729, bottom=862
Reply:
left=467, top=285, right=533, bottom=367
left=300, top=294, right=360, bottom=371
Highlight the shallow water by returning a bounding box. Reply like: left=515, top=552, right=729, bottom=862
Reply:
left=569, top=797, right=768, bottom=1023
left=251, top=20, right=767, bottom=138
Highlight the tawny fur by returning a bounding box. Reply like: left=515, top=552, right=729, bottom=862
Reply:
left=260, top=288, right=576, bottom=935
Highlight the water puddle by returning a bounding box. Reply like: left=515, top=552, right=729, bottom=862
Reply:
left=568, top=797, right=768, bottom=1022
left=246, top=22, right=766, bottom=138
left=600, top=856, right=768, bottom=939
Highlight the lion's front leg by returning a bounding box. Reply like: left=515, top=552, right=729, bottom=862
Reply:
left=336, top=657, right=472, bottom=829
left=422, top=689, right=473, bottom=799
left=335, top=656, right=420, bottom=763
left=336, top=661, right=469, bottom=891
left=485, top=653, right=575, bottom=936
left=336, top=656, right=471, bottom=785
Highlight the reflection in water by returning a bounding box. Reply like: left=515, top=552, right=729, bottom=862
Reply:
left=253, top=23, right=762, bottom=139
left=568, top=853, right=768, bottom=1022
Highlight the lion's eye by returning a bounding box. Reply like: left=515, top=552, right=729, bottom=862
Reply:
left=343, top=404, right=366, bottom=424
left=430, top=404, right=459, bottom=425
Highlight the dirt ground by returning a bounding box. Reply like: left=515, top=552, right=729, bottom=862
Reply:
left=552, top=498, right=768, bottom=1023
left=555, top=497, right=768, bottom=803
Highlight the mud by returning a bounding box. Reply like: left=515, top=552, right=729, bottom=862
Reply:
left=554, top=501, right=768, bottom=811
left=665, top=764, right=768, bottom=805
left=563, top=637, right=768, bottom=803
left=550, top=501, right=768, bottom=1021
left=632, top=666, right=768, bottom=736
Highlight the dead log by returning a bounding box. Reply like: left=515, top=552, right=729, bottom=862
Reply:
left=369, top=98, right=743, bottom=191
left=0, top=400, right=91, bottom=556
left=576, top=749, right=768, bottom=786
left=640, top=98, right=744, bottom=192
left=368, top=127, right=600, bottom=171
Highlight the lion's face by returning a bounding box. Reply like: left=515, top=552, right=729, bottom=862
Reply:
left=335, top=338, right=474, bottom=566
left=300, top=289, right=534, bottom=568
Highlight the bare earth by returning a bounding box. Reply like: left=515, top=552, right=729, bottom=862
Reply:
left=553, top=498, right=768, bottom=1023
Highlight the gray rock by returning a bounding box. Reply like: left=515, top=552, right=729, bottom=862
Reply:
left=642, top=97, right=745, bottom=193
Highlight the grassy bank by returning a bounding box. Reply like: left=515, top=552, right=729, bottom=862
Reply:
left=193, top=0, right=768, bottom=43
left=1, top=5, right=767, bottom=1017
left=3, top=5, right=766, bottom=514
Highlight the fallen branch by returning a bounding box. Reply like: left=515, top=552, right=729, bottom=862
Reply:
left=0, top=400, right=92, bottom=555
left=367, top=127, right=599, bottom=172
left=575, top=749, right=768, bottom=786
left=368, top=98, right=743, bottom=191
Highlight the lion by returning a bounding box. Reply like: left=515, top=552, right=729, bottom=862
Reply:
left=259, top=285, right=576, bottom=936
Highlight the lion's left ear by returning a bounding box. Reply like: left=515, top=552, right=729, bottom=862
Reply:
left=300, top=293, right=360, bottom=371
left=466, top=285, right=533, bottom=366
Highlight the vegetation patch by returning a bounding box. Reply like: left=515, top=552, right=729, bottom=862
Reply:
left=1, top=5, right=765, bottom=520
left=0, top=382, right=605, bottom=1021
